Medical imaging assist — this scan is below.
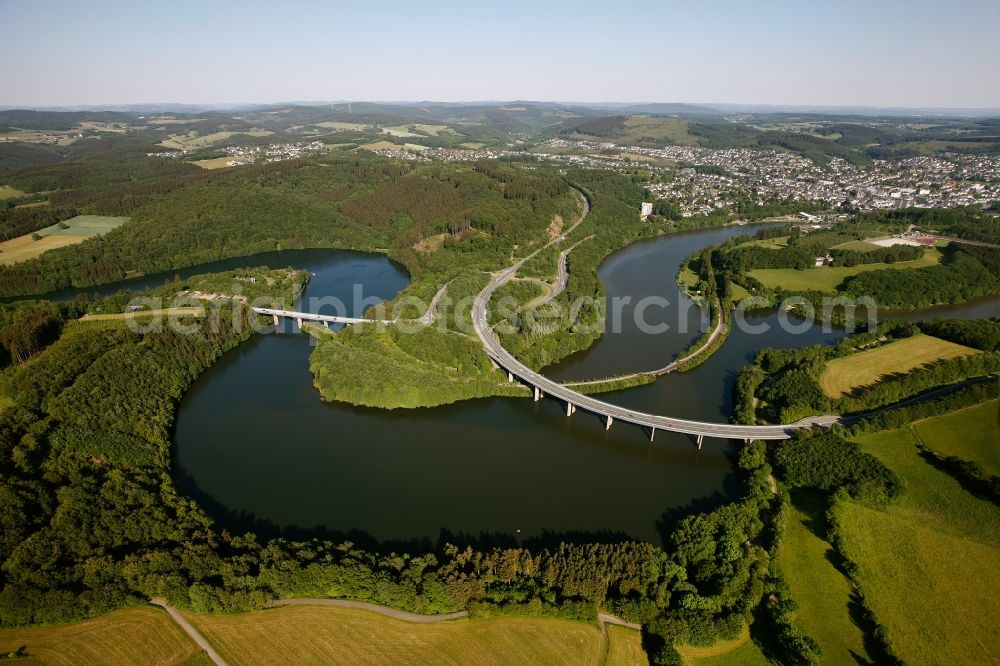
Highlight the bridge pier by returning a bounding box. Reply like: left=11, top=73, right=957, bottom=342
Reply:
left=649, top=427, right=655, bottom=442
left=605, top=415, right=613, bottom=431
left=696, top=434, right=704, bottom=449
left=507, top=371, right=514, bottom=383
left=272, top=314, right=280, bottom=330
left=534, top=387, right=542, bottom=402
left=295, top=317, right=304, bottom=331
left=566, top=401, right=575, bottom=416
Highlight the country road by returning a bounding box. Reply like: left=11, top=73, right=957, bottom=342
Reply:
left=268, top=598, right=469, bottom=622
left=271, top=598, right=641, bottom=632
left=417, top=282, right=449, bottom=324
left=150, top=598, right=228, bottom=666
left=563, top=299, right=726, bottom=388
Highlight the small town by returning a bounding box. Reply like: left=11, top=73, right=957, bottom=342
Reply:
left=400, top=140, right=1000, bottom=218
left=217, top=140, right=327, bottom=166
left=533, top=139, right=1000, bottom=217
left=145, top=135, right=1000, bottom=220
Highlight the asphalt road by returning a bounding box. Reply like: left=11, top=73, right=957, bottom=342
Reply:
left=470, top=196, right=803, bottom=441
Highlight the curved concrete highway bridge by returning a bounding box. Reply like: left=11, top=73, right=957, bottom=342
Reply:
left=257, top=193, right=830, bottom=444
left=252, top=283, right=448, bottom=329
left=470, top=198, right=830, bottom=444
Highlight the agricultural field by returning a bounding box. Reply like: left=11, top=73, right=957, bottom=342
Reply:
left=360, top=140, right=428, bottom=152
left=0, top=607, right=202, bottom=665
left=677, top=264, right=700, bottom=290
left=779, top=490, right=871, bottom=664
left=184, top=605, right=615, bottom=665
left=0, top=129, right=78, bottom=144
left=896, top=139, right=1000, bottom=155
left=0, top=215, right=128, bottom=265
left=81, top=306, right=205, bottom=321
left=618, top=116, right=697, bottom=145
left=605, top=625, right=648, bottom=666
left=158, top=128, right=272, bottom=150
left=730, top=282, right=752, bottom=301
left=818, top=333, right=979, bottom=398
left=309, top=121, right=370, bottom=131
left=383, top=124, right=451, bottom=137
left=912, top=399, right=1000, bottom=476
left=830, top=239, right=881, bottom=252
left=834, top=426, right=1000, bottom=664
left=192, top=156, right=238, bottom=169
left=0, top=184, right=27, bottom=199
left=744, top=235, right=790, bottom=249
left=146, top=116, right=199, bottom=125
left=747, top=247, right=941, bottom=293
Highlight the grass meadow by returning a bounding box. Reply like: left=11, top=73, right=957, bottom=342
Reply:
left=605, top=625, right=649, bottom=666
left=912, top=399, right=1000, bottom=476
left=0, top=604, right=652, bottom=665
left=779, top=490, right=871, bottom=664
left=0, top=607, right=202, bottom=665
left=184, top=605, right=613, bottom=665
left=192, top=156, right=238, bottom=169
left=744, top=235, right=790, bottom=249
left=675, top=626, right=772, bottom=665
left=158, top=129, right=272, bottom=150
left=0, top=215, right=128, bottom=265
left=818, top=333, right=979, bottom=398
left=830, top=239, right=882, bottom=252
left=834, top=425, right=1000, bottom=664
left=383, top=124, right=451, bottom=137
left=619, top=116, right=697, bottom=145
left=361, top=140, right=428, bottom=152
left=747, top=247, right=941, bottom=293
left=0, top=184, right=27, bottom=200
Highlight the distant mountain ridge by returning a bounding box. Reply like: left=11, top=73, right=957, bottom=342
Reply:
left=3, top=100, right=998, bottom=119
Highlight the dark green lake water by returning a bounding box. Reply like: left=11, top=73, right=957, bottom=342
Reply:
left=168, top=232, right=999, bottom=547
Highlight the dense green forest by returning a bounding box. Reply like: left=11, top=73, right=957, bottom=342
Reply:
left=852, top=207, right=1000, bottom=245
left=0, top=299, right=85, bottom=367
left=0, top=152, right=577, bottom=296
left=0, top=292, right=797, bottom=665
left=840, top=247, right=998, bottom=308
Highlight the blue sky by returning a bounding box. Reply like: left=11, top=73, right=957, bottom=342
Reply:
left=3, top=0, right=998, bottom=108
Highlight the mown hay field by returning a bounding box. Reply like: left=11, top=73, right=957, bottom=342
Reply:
left=818, top=333, right=979, bottom=398
left=0, top=607, right=202, bottom=665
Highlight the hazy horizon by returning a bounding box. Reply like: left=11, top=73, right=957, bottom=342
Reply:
left=3, top=0, right=999, bottom=108
left=5, top=99, right=1000, bottom=114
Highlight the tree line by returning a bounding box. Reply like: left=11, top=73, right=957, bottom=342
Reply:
left=1, top=297, right=788, bottom=658
left=733, top=318, right=1000, bottom=424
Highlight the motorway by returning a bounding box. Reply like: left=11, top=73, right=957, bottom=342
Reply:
left=470, top=199, right=821, bottom=442
left=252, top=306, right=375, bottom=326
left=253, top=283, right=446, bottom=327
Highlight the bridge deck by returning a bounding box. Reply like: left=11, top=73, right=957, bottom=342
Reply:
left=469, top=192, right=822, bottom=442
left=472, top=265, right=799, bottom=440
left=252, top=307, right=377, bottom=325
